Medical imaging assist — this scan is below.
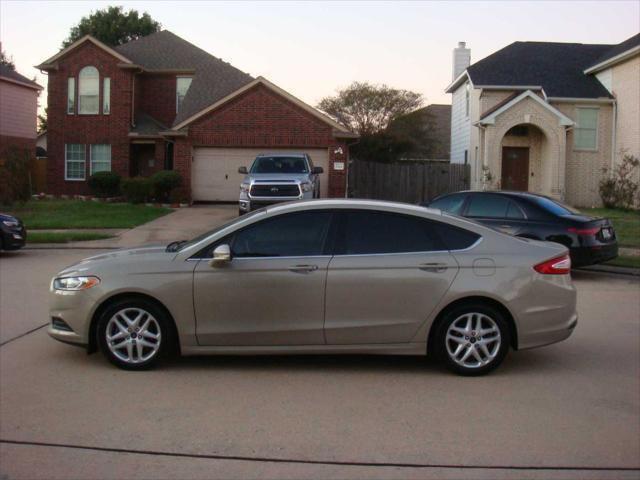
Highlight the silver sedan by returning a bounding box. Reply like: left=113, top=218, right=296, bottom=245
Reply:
left=48, top=199, right=577, bottom=375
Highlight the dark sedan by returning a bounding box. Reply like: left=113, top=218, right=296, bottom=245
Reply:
left=0, top=213, right=26, bottom=251
left=424, top=191, right=617, bottom=267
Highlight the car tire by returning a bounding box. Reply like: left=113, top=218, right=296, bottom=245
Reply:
left=434, top=303, right=510, bottom=376
left=97, top=298, right=172, bottom=370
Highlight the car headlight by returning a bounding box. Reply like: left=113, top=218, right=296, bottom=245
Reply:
left=240, top=183, right=250, bottom=193
left=53, top=276, right=100, bottom=291
left=300, top=182, right=313, bottom=192
left=2, top=219, right=19, bottom=227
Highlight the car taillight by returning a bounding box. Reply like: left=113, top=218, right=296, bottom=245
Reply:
left=534, top=254, right=571, bottom=275
left=567, top=226, right=600, bottom=235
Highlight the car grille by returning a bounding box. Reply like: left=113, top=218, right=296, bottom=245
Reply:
left=250, top=184, right=300, bottom=197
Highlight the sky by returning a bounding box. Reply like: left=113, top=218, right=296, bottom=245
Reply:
left=1, top=0, right=639, bottom=115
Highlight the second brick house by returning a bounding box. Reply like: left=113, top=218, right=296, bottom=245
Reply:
left=36, top=31, right=356, bottom=201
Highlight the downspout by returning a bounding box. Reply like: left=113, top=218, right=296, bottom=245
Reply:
left=611, top=99, right=617, bottom=173
left=131, top=73, right=136, bottom=127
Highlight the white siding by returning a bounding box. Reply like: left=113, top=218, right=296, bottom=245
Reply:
left=450, top=82, right=471, bottom=164
left=595, top=68, right=613, bottom=94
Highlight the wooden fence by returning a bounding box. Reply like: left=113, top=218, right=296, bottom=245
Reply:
left=348, top=159, right=470, bottom=204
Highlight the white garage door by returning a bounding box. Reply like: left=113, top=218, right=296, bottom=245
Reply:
left=192, top=148, right=330, bottom=202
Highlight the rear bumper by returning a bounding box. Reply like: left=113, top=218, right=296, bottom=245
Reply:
left=570, top=243, right=618, bottom=267
left=518, top=312, right=578, bottom=350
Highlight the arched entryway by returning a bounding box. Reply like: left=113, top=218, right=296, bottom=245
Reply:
left=500, top=124, right=549, bottom=192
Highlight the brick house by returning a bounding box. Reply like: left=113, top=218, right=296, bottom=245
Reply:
left=0, top=64, right=42, bottom=162
left=36, top=31, right=356, bottom=201
left=447, top=34, right=639, bottom=207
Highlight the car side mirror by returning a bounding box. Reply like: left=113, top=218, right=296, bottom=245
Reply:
left=238, top=166, right=248, bottom=174
left=208, top=244, right=231, bottom=267
left=312, top=166, right=323, bottom=174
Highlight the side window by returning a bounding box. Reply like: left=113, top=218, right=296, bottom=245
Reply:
left=506, top=202, right=526, bottom=220
left=429, top=194, right=466, bottom=215
left=433, top=223, right=481, bottom=250
left=339, top=211, right=445, bottom=255
left=232, top=211, right=332, bottom=258
left=466, top=195, right=510, bottom=218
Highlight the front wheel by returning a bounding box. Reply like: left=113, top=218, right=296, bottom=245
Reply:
left=434, top=304, right=510, bottom=376
left=97, top=299, right=171, bottom=370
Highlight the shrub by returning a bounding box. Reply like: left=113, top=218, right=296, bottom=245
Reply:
left=0, top=147, right=31, bottom=205
left=150, top=170, right=182, bottom=202
left=88, top=171, right=121, bottom=198
left=121, top=177, right=152, bottom=204
left=599, top=154, right=640, bottom=209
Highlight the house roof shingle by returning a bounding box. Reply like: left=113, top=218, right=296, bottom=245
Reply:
left=466, top=41, right=614, bottom=99
left=0, top=64, right=42, bottom=90
left=586, top=33, right=640, bottom=71
left=114, top=30, right=254, bottom=127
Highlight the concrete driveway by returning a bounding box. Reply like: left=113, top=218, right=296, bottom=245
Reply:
left=0, top=248, right=639, bottom=479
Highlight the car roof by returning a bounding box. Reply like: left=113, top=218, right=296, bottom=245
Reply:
left=256, top=153, right=307, bottom=158
left=435, top=190, right=556, bottom=202
left=267, top=198, right=442, bottom=216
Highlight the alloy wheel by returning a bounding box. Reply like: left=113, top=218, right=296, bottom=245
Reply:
left=445, top=312, right=501, bottom=368
left=105, top=308, right=162, bottom=364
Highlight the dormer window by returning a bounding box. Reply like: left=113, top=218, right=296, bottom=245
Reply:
left=176, top=76, right=192, bottom=112
left=78, top=66, right=99, bottom=114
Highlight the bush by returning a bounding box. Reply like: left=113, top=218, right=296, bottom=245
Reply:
left=88, top=171, right=121, bottom=198
left=150, top=170, right=182, bottom=202
left=0, top=147, right=31, bottom=205
left=121, top=177, right=152, bottom=204
left=599, top=154, right=640, bottom=209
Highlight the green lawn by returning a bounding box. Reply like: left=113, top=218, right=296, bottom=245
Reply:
left=604, top=255, right=640, bottom=269
left=580, top=208, right=640, bottom=248
left=27, top=231, right=115, bottom=244
left=5, top=200, right=171, bottom=229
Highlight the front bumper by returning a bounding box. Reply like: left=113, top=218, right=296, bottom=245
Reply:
left=1, top=226, right=26, bottom=250
left=48, top=287, right=98, bottom=347
left=570, top=242, right=618, bottom=267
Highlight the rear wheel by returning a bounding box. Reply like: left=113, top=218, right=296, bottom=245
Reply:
left=434, top=303, right=509, bottom=376
left=97, top=298, right=171, bottom=370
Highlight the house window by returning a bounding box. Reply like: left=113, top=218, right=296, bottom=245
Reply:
left=65, top=144, right=86, bottom=180
left=176, top=77, right=192, bottom=112
left=67, top=78, right=75, bottom=114
left=90, top=144, right=111, bottom=174
left=574, top=107, right=599, bottom=150
left=103, top=78, right=111, bottom=114
left=465, top=83, right=470, bottom=117
left=78, top=66, right=99, bottom=114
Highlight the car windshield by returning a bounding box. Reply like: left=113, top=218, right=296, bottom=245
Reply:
left=170, top=210, right=265, bottom=252
left=250, top=156, right=308, bottom=174
left=531, top=196, right=581, bottom=216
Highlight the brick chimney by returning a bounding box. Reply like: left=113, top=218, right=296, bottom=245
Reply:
left=452, top=41, right=471, bottom=80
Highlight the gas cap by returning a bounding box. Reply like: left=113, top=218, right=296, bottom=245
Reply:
left=473, top=258, right=496, bottom=276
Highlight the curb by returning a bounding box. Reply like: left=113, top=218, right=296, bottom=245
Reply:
left=576, top=265, right=640, bottom=277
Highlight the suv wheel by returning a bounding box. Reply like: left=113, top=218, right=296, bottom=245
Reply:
left=435, top=303, right=509, bottom=376
left=97, top=298, right=170, bottom=370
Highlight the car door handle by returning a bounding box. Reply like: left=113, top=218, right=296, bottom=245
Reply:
left=289, top=264, right=319, bottom=273
left=418, top=262, right=448, bottom=273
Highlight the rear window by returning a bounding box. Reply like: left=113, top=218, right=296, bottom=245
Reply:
left=434, top=223, right=481, bottom=250
left=530, top=196, right=581, bottom=216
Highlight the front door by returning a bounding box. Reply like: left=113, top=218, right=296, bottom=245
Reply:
left=324, top=210, right=459, bottom=344
left=501, top=147, right=529, bottom=191
left=193, top=210, right=334, bottom=346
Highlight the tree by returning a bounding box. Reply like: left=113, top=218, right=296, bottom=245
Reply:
left=317, top=82, right=423, bottom=135
left=1, top=48, right=15, bottom=70
left=62, top=6, right=161, bottom=48
left=37, top=108, right=47, bottom=134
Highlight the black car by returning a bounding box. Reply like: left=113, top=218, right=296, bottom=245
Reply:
left=0, top=213, right=27, bottom=251
left=424, top=191, right=618, bottom=267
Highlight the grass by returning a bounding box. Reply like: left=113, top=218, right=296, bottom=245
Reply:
left=604, top=255, right=640, bottom=269
left=580, top=208, right=640, bottom=248
left=27, top=231, right=115, bottom=244
left=5, top=200, right=171, bottom=229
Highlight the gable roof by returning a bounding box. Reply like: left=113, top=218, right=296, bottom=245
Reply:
left=478, top=90, right=574, bottom=126
left=35, top=35, right=133, bottom=69
left=584, top=33, right=640, bottom=74
left=114, top=30, right=255, bottom=127
left=0, top=64, right=42, bottom=90
left=465, top=41, right=614, bottom=99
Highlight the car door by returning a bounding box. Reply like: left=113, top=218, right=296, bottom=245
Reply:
left=193, top=210, right=335, bottom=346
left=464, top=194, right=524, bottom=235
left=324, top=209, right=459, bottom=345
